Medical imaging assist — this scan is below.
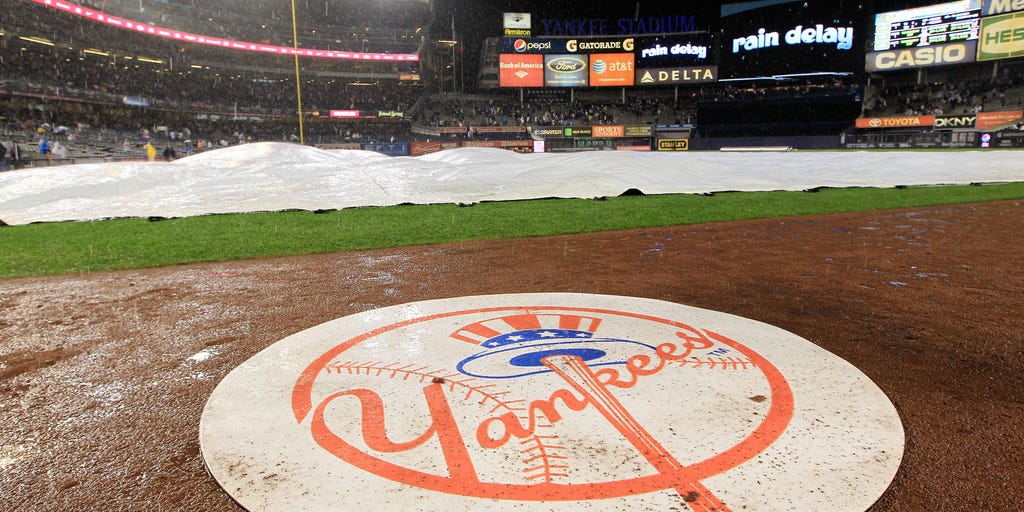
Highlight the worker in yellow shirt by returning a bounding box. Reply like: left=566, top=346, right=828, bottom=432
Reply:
left=145, top=142, right=156, bottom=161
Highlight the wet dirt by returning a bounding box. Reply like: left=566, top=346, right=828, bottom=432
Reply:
left=1, top=200, right=1023, bottom=511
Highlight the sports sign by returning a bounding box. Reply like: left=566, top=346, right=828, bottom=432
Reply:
left=329, top=110, right=360, bottom=118
left=589, top=53, right=635, bottom=87
left=544, top=55, right=589, bottom=87
left=501, top=37, right=635, bottom=54
left=934, top=114, right=978, bottom=129
left=976, top=110, right=1024, bottom=128
left=637, top=66, right=718, bottom=85
left=855, top=115, right=936, bottom=128
left=500, top=54, right=544, bottom=87
left=201, top=294, right=904, bottom=512
left=657, top=138, right=690, bottom=151
left=592, top=126, right=625, bottom=138
left=865, top=41, right=978, bottom=71
left=977, top=11, right=1024, bottom=61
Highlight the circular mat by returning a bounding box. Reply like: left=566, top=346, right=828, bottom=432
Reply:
left=200, top=293, right=903, bottom=511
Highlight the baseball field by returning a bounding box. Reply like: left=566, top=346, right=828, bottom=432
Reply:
left=1, top=162, right=1023, bottom=510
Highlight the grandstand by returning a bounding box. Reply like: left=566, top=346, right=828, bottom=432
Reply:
left=2, top=0, right=1023, bottom=167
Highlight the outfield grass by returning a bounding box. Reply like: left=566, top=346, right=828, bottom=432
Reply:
left=2, top=183, right=1023, bottom=279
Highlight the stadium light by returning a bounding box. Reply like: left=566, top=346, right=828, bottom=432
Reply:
left=83, top=48, right=110, bottom=56
left=18, top=36, right=55, bottom=46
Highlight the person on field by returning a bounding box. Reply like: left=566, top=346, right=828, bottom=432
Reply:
left=145, top=142, right=156, bottom=161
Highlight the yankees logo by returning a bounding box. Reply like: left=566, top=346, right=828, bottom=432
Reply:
left=202, top=294, right=903, bottom=512
left=291, top=307, right=793, bottom=511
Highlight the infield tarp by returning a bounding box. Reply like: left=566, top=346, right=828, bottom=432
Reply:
left=1, top=143, right=1022, bottom=225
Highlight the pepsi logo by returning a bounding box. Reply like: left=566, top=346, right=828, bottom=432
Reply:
left=514, top=39, right=527, bottom=52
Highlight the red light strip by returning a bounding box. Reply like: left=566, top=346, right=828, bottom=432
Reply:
left=32, top=0, right=419, bottom=61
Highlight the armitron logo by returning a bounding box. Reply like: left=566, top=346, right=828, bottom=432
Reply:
left=547, top=56, right=586, bottom=73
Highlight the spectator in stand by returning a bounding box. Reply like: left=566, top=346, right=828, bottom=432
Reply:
left=51, top=141, right=67, bottom=161
left=39, top=138, right=51, bottom=164
left=0, top=142, right=8, bottom=171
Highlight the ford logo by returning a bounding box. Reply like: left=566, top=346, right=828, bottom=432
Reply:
left=546, top=57, right=586, bottom=73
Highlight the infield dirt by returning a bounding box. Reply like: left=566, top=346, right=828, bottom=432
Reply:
left=1, top=200, right=1022, bottom=511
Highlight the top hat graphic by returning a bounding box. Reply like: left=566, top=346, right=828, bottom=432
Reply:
left=453, top=313, right=655, bottom=379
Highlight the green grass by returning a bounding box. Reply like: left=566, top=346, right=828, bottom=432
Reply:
left=3, top=182, right=1024, bottom=279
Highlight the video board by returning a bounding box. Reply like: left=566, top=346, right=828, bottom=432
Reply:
left=872, top=0, right=981, bottom=51
left=634, top=33, right=718, bottom=85
left=719, top=1, right=863, bottom=80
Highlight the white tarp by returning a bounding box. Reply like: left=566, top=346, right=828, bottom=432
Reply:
left=1, top=142, right=1022, bottom=225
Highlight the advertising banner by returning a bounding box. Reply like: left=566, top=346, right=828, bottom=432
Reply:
left=635, top=34, right=714, bottom=68
left=499, top=54, right=545, bottom=87
left=636, top=66, right=718, bottom=85
left=657, top=138, right=690, bottom=151
left=501, top=38, right=568, bottom=54
left=562, top=127, right=593, bottom=137
left=544, top=54, right=590, bottom=87
left=592, top=126, right=625, bottom=138
left=865, top=41, right=978, bottom=71
left=855, top=115, right=936, bottom=128
left=461, top=141, right=504, bottom=148
left=471, top=126, right=528, bottom=133
left=329, top=110, right=361, bottom=118
left=530, top=127, right=565, bottom=137
left=976, top=110, right=1024, bottom=128
left=934, top=114, right=979, bottom=129
left=501, top=37, right=636, bottom=54
left=565, top=37, right=635, bottom=53
left=362, top=143, right=410, bottom=156
left=990, top=130, right=1024, bottom=147
left=589, top=53, right=635, bottom=87
left=982, top=0, right=1024, bottom=16
left=977, top=11, right=1024, bottom=61
left=315, top=143, right=362, bottom=150
left=410, top=141, right=458, bottom=156
left=625, top=126, right=653, bottom=137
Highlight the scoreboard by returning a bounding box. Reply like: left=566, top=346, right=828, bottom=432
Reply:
left=873, top=0, right=982, bottom=51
